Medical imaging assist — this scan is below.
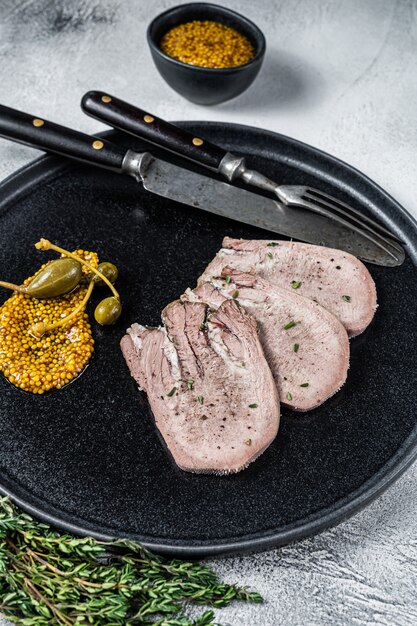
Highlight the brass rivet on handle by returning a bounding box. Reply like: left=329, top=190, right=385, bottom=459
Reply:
left=144, top=114, right=154, bottom=123
left=92, top=140, right=104, bottom=150
left=32, top=118, right=44, bottom=127
left=192, top=137, right=203, bottom=146
left=101, top=95, right=112, bottom=103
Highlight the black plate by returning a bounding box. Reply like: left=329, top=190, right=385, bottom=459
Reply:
left=1, top=123, right=417, bottom=557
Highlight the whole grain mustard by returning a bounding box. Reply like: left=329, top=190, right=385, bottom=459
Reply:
left=160, top=20, right=255, bottom=69
left=0, top=250, right=97, bottom=394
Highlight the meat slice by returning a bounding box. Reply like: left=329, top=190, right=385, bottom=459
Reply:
left=120, top=299, right=280, bottom=474
left=198, top=238, right=377, bottom=337
left=184, top=269, right=349, bottom=411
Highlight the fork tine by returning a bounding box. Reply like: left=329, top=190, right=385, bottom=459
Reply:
left=303, top=190, right=404, bottom=254
left=305, top=187, right=403, bottom=244
left=300, top=194, right=404, bottom=262
left=302, top=193, right=404, bottom=259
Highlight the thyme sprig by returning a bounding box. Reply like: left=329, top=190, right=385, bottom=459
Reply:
left=0, top=497, right=262, bottom=625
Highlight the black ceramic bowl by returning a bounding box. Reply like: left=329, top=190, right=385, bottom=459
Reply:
left=147, top=3, right=266, bottom=105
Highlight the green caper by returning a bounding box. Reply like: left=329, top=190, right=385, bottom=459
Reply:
left=93, top=262, right=119, bottom=287
left=25, top=258, right=82, bottom=299
left=94, top=296, right=122, bottom=326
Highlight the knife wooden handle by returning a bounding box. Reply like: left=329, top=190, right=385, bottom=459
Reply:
left=0, top=104, right=127, bottom=171
left=81, top=90, right=227, bottom=171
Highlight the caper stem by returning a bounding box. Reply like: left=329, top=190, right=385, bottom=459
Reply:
left=0, top=280, right=27, bottom=294
left=30, top=280, right=95, bottom=338
left=35, top=239, right=120, bottom=301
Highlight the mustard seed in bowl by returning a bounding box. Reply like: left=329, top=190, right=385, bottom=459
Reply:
left=147, top=3, right=266, bottom=104
left=160, top=20, right=255, bottom=69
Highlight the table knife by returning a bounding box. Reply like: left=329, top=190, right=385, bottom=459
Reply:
left=0, top=104, right=402, bottom=266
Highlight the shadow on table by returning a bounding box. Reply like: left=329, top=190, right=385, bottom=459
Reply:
left=217, top=48, right=324, bottom=113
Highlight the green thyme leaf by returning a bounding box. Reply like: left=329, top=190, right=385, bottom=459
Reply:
left=342, top=295, right=351, bottom=302
left=286, top=391, right=292, bottom=401
left=231, top=290, right=239, bottom=299
left=291, top=280, right=301, bottom=289
left=294, top=343, right=299, bottom=353
left=0, top=497, right=262, bottom=625
left=187, top=379, right=194, bottom=390
left=300, top=382, right=309, bottom=388
left=267, top=242, right=279, bottom=247
left=283, top=320, right=297, bottom=330
left=199, top=322, right=208, bottom=331
left=266, top=252, right=273, bottom=259
left=197, top=395, right=204, bottom=404
left=248, top=403, right=258, bottom=408
left=167, top=386, right=177, bottom=397
left=225, top=275, right=231, bottom=284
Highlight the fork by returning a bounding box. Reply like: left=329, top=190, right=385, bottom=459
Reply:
left=81, top=91, right=404, bottom=260
left=228, top=169, right=404, bottom=262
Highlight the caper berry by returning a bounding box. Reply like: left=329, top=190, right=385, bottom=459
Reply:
left=94, top=296, right=122, bottom=326
left=25, top=258, right=82, bottom=299
left=93, top=262, right=119, bottom=287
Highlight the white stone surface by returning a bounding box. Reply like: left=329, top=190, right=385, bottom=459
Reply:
left=1, top=1, right=417, bottom=624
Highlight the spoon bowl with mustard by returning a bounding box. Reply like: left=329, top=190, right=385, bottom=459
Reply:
left=147, top=2, right=266, bottom=105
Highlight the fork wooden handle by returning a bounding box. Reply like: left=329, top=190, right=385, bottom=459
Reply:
left=81, top=90, right=228, bottom=171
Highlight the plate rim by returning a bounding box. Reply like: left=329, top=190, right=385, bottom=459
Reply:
left=1, top=426, right=417, bottom=557
left=1, top=121, right=416, bottom=557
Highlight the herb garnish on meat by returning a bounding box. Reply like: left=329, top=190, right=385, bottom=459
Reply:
left=283, top=320, right=297, bottom=330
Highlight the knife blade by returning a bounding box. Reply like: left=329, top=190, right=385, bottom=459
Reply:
left=0, top=103, right=403, bottom=266
left=123, top=150, right=403, bottom=266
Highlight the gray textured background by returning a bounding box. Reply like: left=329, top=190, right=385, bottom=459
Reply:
left=1, top=1, right=417, bottom=624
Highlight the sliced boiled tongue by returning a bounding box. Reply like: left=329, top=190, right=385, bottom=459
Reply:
left=121, top=299, right=280, bottom=474
left=184, top=268, right=349, bottom=412
left=198, top=238, right=377, bottom=337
